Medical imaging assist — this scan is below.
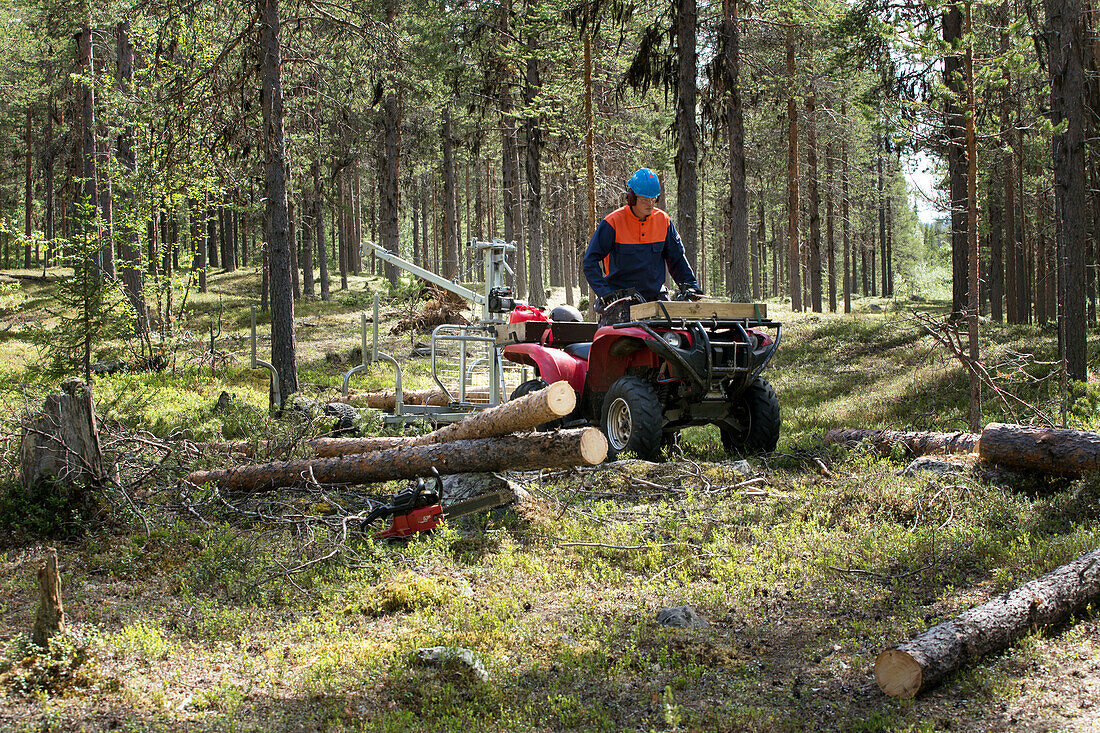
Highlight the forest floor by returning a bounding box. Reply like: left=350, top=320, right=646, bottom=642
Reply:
left=2, top=267, right=1100, bottom=732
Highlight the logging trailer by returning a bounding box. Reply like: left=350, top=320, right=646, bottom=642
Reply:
left=352, top=240, right=783, bottom=458
left=352, top=238, right=532, bottom=426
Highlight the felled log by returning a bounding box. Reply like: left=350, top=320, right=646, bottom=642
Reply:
left=20, top=378, right=104, bottom=491
left=186, top=427, right=608, bottom=492
left=876, top=547, right=1100, bottom=698
left=311, top=380, right=575, bottom=457
left=32, top=549, right=65, bottom=647
left=976, top=422, right=1100, bottom=476
left=337, top=388, right=451, bottom=410
left=826, top=423, right=1100, bottom=477
left=823, top=428, right=980, bottom=457
left=335, top=385, right=509, bottom=411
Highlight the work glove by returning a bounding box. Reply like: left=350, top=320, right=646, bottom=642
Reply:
left=678, top=285, right=704, bottom=301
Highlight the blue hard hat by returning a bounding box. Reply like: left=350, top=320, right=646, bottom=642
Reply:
left=627, top=168, right=661, bottom=198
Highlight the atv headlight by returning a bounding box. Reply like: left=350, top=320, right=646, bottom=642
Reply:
left=662, top=332, right=684, bottom=349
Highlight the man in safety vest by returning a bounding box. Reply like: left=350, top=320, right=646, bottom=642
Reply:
left=582, top=168, right=701, bottom=325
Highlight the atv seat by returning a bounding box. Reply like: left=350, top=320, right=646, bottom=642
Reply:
left=563, top=342, right=591, bottom=360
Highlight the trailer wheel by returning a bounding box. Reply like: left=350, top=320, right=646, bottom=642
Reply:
left=601, top=376, right=663, bottom=461
left=720, top=378, right=780, bottom=454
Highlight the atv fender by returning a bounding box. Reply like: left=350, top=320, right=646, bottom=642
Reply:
left=585, top=326, right=661, bottom=393
left=502, top=343, right=587, bottom=393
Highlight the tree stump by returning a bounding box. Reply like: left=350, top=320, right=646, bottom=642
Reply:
left=20, top=378, right=104, bottom=492
left=32, top=549, right=65, bottom=647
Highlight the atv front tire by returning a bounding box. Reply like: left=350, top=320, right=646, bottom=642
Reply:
left=601, top=376, right=663, bottom=461
left=720, top=378, right=780, bottom=454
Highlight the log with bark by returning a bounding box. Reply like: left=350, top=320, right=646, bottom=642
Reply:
left=875, top=547, right=1100, bottom=698
left=310, top=380, right=575, bottom=456
left=823, top=428, right=980, bottom=457
left=976, top=423, right=1100, bottom=477
left=186, top=427, right=607, bottom=492
left=825, top=423, right=1100, bottom=477
left=336, top=387, right=450, bottom=411
left=333, top=385, right=509, bottom=411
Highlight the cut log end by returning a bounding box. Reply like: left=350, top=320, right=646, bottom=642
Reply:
left=545, top=381, right=577, bottom=417
left=579, top=427, right=609, bottom=465
left=875, top=648, right=922, bottom=699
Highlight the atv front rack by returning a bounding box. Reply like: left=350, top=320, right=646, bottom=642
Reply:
left=615, top=313, right=782, bottom=393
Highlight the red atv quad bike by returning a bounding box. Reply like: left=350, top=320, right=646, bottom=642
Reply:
left=499, top=289, right=781, bottom=460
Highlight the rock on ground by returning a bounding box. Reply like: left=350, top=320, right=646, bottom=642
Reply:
left=414, top=646, right=489, bottom=682
left=656, top=605, right=709, bottom=629
left=901, top=456, right=972, bottom=478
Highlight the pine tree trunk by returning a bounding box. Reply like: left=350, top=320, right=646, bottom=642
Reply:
left=675, top=0, right=699, bottom=271
left=115, top=22, right=147, bottom=334
left=807, top=93, right=822, bottom=313
left=259, top=0, right=298, bottom=403
left=78, top=22, right=99, bottom=266
left=25, top=105, right=33, bottom=268
left=206, top=205, right=218, bottom=269
left=724, top=0, right=750, bottom=302
left=352, top=162, right=363, bottom=275
left=44, top=95, right=56, bottom=264
left=289, top=197, right=300, bottom=299
left=438, top=108, right=456, bottom=279
left=584, top=33, right=596, bottom=244
left=313, top=97, right=329, bottom=302
left=1004, top=113, right=1018, bottom=323
left=757, top=199, right=767, bottom=300
left=944, top=5, right=968, bottom=320
left=964, top=2, right=981, bottom=432
left=337, top=170, right=348, bottom=290
left=193, top=199, right=207, bottom=293
left=989, top=162, right=1004, bottom=322
left=786, top=28, right=802, bottom=312
left=842, top=102, right=851, bottom=314
left=877, top=138, right=887, bottom=301
left=1046, top=0, right=1089, bottom=380
left=523, top=14, right=545, bottom=307
left=1015, top=124, right=1030, bottom=323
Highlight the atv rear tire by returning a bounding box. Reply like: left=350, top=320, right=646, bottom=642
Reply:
left=601, top=376, right=663, bottom=461
left=720, top=378, right=780, bottom=454
left=510, top=378, right=549, bottom=401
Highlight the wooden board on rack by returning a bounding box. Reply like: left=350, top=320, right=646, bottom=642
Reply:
left=495, top=321, right=549, bottom=345
left=629, top=301, right=767, bottom=321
